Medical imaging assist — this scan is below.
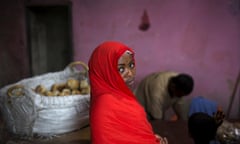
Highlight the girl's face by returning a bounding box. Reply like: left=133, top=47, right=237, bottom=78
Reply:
left=117, top=51, right=136, bottom=88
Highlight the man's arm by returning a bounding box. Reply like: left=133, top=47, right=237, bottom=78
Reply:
left=172, top=98, right=189, bottom=120
left=147, top=89, right=165, bottom=120
left=149, top=99, right=164, bottom=120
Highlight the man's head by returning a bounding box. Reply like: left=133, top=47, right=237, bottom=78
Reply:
left=168, top=73, right=194, bottom=98
left=188, top=112, right=218, bottom=144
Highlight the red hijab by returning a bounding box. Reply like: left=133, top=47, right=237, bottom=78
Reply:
left=88, top=41, right=159, bottom=144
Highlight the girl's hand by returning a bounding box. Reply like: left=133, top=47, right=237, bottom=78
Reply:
left=155, top=134, right=168, bottom=144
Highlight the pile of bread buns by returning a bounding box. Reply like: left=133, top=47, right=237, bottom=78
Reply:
left=34, top=79, right=90, bottom=96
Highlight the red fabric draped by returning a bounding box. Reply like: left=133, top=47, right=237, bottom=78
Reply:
left=88, top=41, right=159, bottom=144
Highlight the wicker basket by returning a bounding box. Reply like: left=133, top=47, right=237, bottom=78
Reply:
left=0, top=61, right=90, bottom=137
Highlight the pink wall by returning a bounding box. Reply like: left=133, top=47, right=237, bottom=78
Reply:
left=1, top=0, right=240, bottom=118
left=72, top=0, right=240, bottom=118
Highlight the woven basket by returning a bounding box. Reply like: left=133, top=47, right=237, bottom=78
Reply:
left=0, top=61, right=90, bottom=137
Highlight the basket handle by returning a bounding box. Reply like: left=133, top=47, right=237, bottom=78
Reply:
left=67, top=61, right=89, bottom=75
left=7, top=85, right=24, bottom=97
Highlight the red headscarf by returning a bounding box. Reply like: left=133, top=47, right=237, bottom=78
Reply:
left=88, top=41, right=159, bottom=144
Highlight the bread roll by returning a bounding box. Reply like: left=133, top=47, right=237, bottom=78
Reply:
left=66, top=79, right=80, bottom=90
left=51, top=83, right=66, bottom=91
left=60, top=88, right=71, bottom=96
left=80, top=79, right=89, bottom=89
left=35, top=85, right=47, bottom=95
left=72, top=89, right=81, bottom=95
left=44, top=91, right=54, bottom=96
left=80, top=86, right=90, bottom=94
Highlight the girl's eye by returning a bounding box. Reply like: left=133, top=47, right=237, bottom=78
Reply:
left=129, top=63, right=135, bottom=69
left=118, top=67, right=125, bottom=73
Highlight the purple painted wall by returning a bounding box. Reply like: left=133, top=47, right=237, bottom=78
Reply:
left=72, top=0, right=240, bottom=118
left=1, top=0, right=240, bottom=118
